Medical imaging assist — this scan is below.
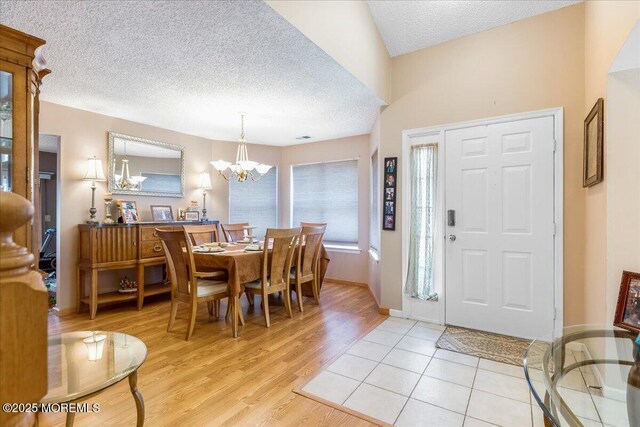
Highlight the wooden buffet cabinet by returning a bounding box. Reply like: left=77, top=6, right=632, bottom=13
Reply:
left=77, top=221, right=219, bottom=319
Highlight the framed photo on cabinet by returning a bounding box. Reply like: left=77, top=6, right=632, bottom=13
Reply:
left=150, top=205, right=174, bottom=221
left=614, top=271, right=640, bottom=333
left=117, top=200, right=139, bottom=224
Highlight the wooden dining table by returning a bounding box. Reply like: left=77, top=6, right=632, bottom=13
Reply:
left=192, top=243, right=330, bottom=337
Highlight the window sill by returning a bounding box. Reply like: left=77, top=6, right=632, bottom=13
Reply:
left=368, top=249, right=380, bottom=262
left=324, top=244, right=362, bottom=254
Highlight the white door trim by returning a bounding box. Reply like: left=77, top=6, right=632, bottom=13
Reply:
left=400, top=108, right=564, bottom=331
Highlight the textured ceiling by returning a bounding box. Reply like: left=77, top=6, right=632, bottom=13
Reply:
left=367, top=0, right=582, bottom=57
left=2, top=1, right=383, bottom=146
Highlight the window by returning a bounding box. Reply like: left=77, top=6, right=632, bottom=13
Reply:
left=405, top=145, right=438, bottom=300
left=370, top=150, right=380, bottom=252
left=291, top=159, right=358, bottom=245
left=229, top=167, right=277, bottom=239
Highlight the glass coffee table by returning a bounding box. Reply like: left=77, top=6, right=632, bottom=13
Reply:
left=42, top=331, right=147, bottom=426
left=524, top=325, right=639, bottom=427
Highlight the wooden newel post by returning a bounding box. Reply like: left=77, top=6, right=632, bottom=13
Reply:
left=0, top=191, right=48, bottom=427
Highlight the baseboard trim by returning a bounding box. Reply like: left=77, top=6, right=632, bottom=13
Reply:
left=378, top=306, right=390, bottom=315
left=324, top=278, right=368, bottom=287
left=567, top=341, right=627, bottom=401
left=53, top=307, right=75, bottom=317
left=389, top=308, right=405, bottom=318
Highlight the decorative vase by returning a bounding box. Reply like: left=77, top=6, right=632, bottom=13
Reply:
left=103, top=192, right=115, bottom=225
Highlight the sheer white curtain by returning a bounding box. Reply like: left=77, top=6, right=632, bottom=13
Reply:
left=370, top=151, right=380, bottom=252
left=404, top=144, right=438, bottom=300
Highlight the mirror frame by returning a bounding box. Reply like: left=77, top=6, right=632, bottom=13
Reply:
left=108, top=132, right=185, bottom=198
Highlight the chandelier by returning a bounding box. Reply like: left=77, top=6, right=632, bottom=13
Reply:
left=113, top=141, right=147, bottom=190
left=211, top=113, right=271, bottom=182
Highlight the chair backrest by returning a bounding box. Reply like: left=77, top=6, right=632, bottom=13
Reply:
left=263, top=228, right=301, bottom=288
left=221, top=223, right=249, bottom=242
left=156, top=228, right=195, bottom=297
left=297, top=226, right=325, bottom=277
left=183, top=224, right=219, bottom=246
left=300, top=222, right=327, bottom=230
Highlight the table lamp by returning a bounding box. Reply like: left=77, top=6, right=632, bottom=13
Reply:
left=83, top=156, right=106, bottom=224
left=197, top=172, right=212, bottom=221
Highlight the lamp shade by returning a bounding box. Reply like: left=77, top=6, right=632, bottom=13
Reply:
left=237, top=160, right=258, bottom=171
left=197, top=172, right=212, bottom=189
left=210, top=160, right=231, bottom=171
left=83, top=156, right=106, bottom=181
left=255, top=164, right=272, bottom=174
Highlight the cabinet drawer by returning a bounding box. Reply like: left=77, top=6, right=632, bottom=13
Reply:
left=141, top=240, right=166, bottom=258
left=141, top=225, right=181, bottom=241
left=140, top=227, right=162, bottom=241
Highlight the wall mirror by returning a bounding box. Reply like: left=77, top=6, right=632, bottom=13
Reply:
left=108, top=132, right=184, bottom=197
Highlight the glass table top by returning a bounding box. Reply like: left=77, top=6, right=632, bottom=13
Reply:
left=524, top=325, right=639, bottom=427
left=43, top=331, right=147, bottom=404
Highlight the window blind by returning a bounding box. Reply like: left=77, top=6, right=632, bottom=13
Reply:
left=229, top=167, right=277, bottom=240
left=370, top=151, right=380, bottom=251
left=291, top=159, right=358, bottom=244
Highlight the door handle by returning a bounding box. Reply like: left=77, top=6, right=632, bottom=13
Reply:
left=449, top=235, right=456, bottom=242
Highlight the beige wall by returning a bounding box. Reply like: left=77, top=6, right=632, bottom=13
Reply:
left=583, top=1, right=640, bottom=324
left=606, top=69, right=640, bottom=322
left=266, top=0, right=390, bottom=103
left=280, top=134, right=370, bottom=284
left=40, top=101, right=282, bottom=311
left=378, top=4, right=587, bottom=323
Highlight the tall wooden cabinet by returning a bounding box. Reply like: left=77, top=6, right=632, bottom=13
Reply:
left=0, top=24, right=50, bottom=260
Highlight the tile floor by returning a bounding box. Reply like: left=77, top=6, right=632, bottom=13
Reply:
left=301, top=317, right=629, bottom=427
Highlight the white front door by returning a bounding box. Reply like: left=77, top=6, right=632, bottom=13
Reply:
left=445, top=116, right=555, bottom=339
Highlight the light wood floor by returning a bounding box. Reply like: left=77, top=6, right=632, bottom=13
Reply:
left=43, top=282, right=385, bottom=426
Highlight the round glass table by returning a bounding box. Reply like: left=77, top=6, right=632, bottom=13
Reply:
left=42, top=331, right=147, bottom=426
left=524, top=325, right=639, bottom=427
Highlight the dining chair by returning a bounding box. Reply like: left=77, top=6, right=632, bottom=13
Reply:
left=221, top=223, right=249, bottom=242
left=183, top=224, right=219, bottom=245
left=291, top=225, right=326, bottom=311
left=300, top=222, right=328, bottom=229
left=157, top=228, right=230, bottom=340
left=243, top=227, right=300, bottom=328
left=182, top=224, right=225, bottom=280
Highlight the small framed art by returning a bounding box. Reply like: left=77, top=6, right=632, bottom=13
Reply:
left=583, top=98, right=604, bottom=187
left=184, top=211, right=200, bottom=221
left=383, top=157, right=397, bottom=231
left=614, top=271, right=640, bottom=333
left=117, top=200, right=139, bottom=224
left=150, top=205, right=174, bottom=221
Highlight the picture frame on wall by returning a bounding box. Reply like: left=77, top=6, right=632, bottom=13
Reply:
left=117, top=200, right=139, bottom=224
left=383, top=157, right=397, bottom=231
left=614, top=271, right=640, bottom=333
left=150, top=205, right=174, bottom=221
left=184, top=211, right=200, bottom=221
left=583, top=97, right=604, bottom=187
